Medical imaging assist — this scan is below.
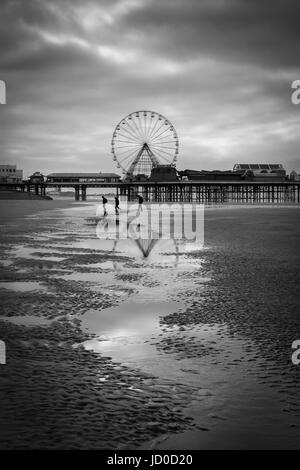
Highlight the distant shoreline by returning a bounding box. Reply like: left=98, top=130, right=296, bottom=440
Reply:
left=0, top=190, right=52, bottom=201
left=0, top=198, right=80, bottom=223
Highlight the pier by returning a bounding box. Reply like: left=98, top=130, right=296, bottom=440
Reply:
left=119, top=181, right=300, bottom=204
left=1, top=180, right=300, bottom=204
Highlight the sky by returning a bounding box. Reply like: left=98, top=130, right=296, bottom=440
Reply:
left=0, top=0, right=299, bottom=178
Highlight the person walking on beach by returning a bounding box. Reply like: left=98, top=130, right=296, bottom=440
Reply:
left=102, top=195, right=108, bottom=216
left=115, top=196, right=120, bottom=215
left=137, top=194, right=143, bottom=214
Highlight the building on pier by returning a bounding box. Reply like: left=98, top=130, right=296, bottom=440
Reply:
left=46, top=172, right=121, bottom=184
left=178, top=169, right=243, bottom=182
left=28, top=172, right=45, bottom=184
left=290, top=170, right=300, bottom=182
left=177, top=164, right=287, bottom=183
left=233, top=163, right=286, bottom=181
left=149, top=165, right=179, bottom=182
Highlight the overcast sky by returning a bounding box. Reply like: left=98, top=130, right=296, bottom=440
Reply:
left=0, top=0, right=299, bottom=177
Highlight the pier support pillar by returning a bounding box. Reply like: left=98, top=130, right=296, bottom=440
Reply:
left=75, top=186, right=80, bottom=201
left=81, top=185, right=86, bottom=201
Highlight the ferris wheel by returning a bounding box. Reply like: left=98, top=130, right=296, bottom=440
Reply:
left=111, top=110, right=179, bottom=178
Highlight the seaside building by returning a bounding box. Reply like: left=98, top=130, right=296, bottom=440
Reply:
left=233, top=163, right=286, bottom=181
left=178, top=169, right=243, bottom=182
left=176, top=164, right=287, bottom=183
left=149, top=165, right=178, bottom=182
left=46, top=172, right=121, bottom=184
left=29, top=172, right=45, bottom=183
left=0, top=164, right=23, bottom=183
left=290, top=170, right=300, bottom=182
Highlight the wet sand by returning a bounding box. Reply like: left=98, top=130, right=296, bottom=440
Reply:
left=0, top=200, right=300, bottom=449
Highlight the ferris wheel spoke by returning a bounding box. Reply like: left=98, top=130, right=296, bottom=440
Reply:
left=119, top=152, right=141, bottom=170
left=114, top=138, right=141, bottom=145
left=150, top=138, right=177, bottom=145
left=149, top=119, right=166, bottom=140
left=154, top=151, right=173, bottom=163
left=151, top=140, right=176, bottom=147
left=151, top=146, right=175, bottom=158
left=145, top=113, right=152, bottom=140
left=154, top=145, right=175, bottom=154
left=115, top=146, right=142, bottom=157
left=118, top=125, right=142, bottom=143
left=116, top=126, right=138, bottom=141
left=154, top=151, right=174, bottom=162
left=151, top=127, right=172, bottom=142
left=123, top=118, right=143, bottom=142
left=114, top=144, right=141, bottom=150
left=151, top=141, right=176, bottom=149
left=143, top=112, right=148, bottom=141
left=149, top=118, right=164, bottom=140
left=131, top=115, right=143, bottom=141
left=147, top=113, right=161, bottom=141
left=119, top=150, right=140, bottom=165
left=137, top=114, right=147, bottom=140
left=148, top=114, right=162, bottom=140
left=144, top=114, right=153, bottom=141
left=155, top=152, right=173, bottom=163
left=130, top=115, right=146, bottom=141
left=147, top=113, right=154, bottom=141
left=114, top=137, right=141, bottom=145
left=131, top=113, right=144, bottom=140
left=151, top=144, right=176, bottom=151
left=121, top=118, right=146, bottom=141
left=153, top=143, right=177, bottom=149
left=115, top=131, right=142, bottom=144
left=114, top=143, right=141, bottom=149
left=145, top=112, right=152, bottom=140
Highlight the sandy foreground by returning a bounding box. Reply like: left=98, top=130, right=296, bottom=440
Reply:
left=0, top=199, right=300, bottom=449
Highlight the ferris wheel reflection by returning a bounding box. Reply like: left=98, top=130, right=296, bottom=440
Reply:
left=95, top=213, right=203, bottom=270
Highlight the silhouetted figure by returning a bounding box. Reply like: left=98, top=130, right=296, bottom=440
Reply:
left=137, top=194, right=143, bottom=213
left=115, top=196, right=120, bottom=215
left=102, top=195, right=108, bottom=216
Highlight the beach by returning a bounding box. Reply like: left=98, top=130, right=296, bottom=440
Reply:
left=0, top=199, right=300, bottom=449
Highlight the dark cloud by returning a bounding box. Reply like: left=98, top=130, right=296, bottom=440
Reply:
left=0, top=0, right=299, bottom=176
left=120, top=0, right=300, bottom=68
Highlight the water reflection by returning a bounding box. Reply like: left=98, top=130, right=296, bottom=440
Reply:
left=81, top=300, right=183, bottom=339
left=82, top=300, right=186, bottom=376
left=94, top=205, right=204, bottom=267
left=0, top=281, right=48, bottom=293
